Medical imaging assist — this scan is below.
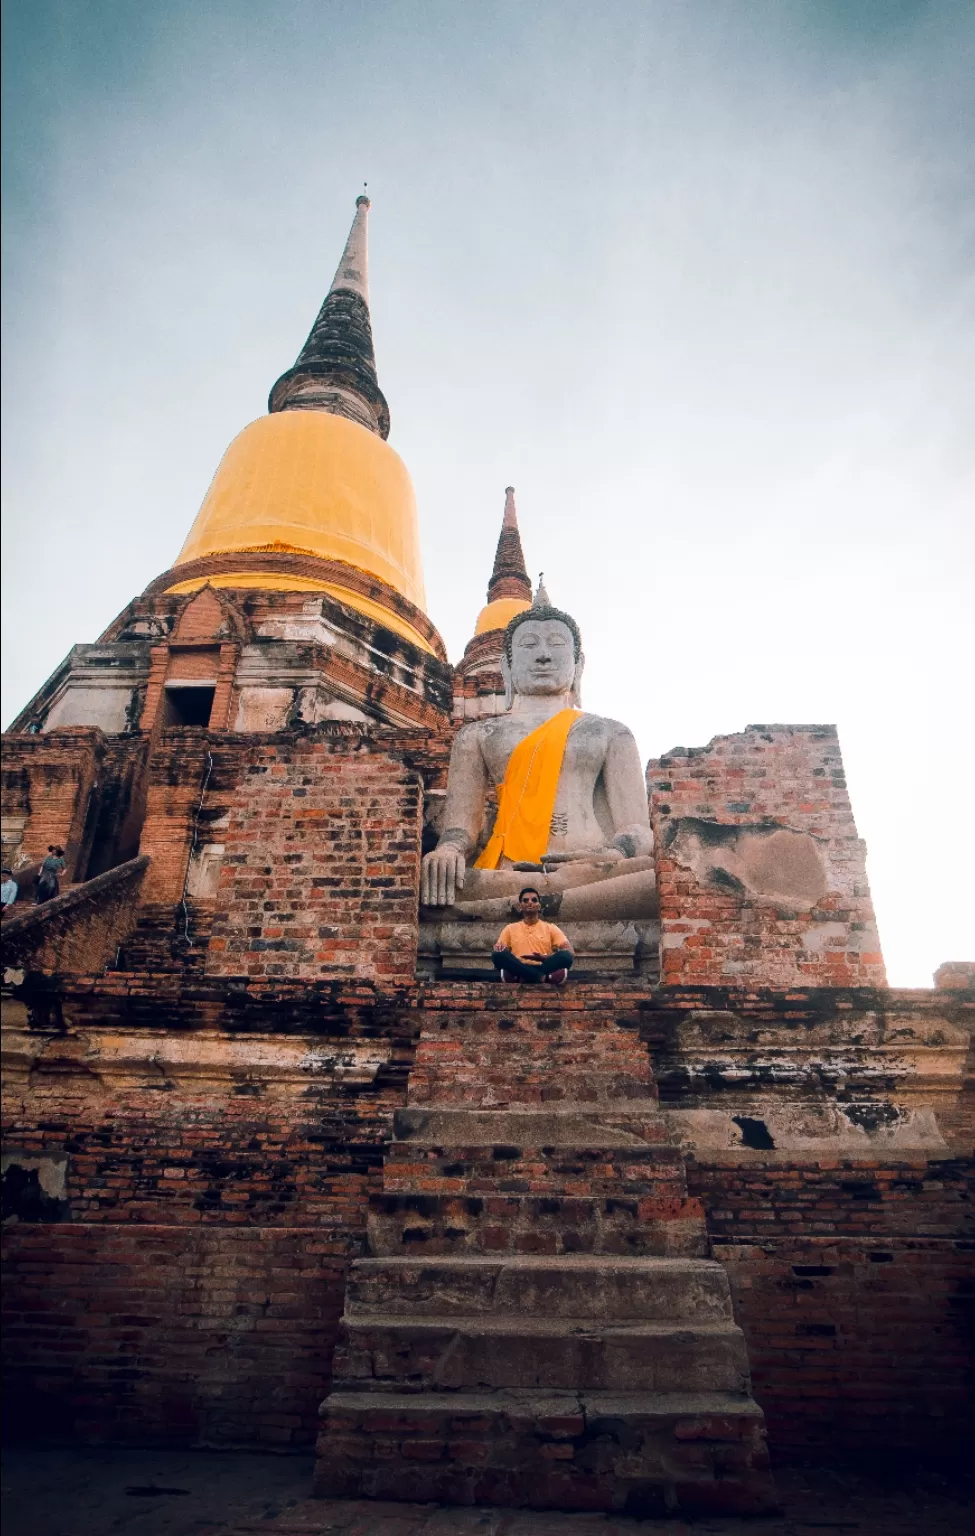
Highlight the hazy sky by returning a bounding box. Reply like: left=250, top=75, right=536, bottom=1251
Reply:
left=2, top=0, right=973, bottom=985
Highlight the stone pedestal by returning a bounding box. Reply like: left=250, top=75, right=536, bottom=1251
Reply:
left=314, top=986, right=776, bottom=1515
left=417, top=920, right=660, bottom=980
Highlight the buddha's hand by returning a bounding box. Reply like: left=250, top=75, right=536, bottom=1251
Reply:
left=421, top=839, right=467, bottom=907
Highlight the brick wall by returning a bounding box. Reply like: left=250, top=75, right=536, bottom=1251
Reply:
left=80, top=738, right=150, bottom=879
left=688, top=1156, right=972, bottom=1241
left=2, top=989, right=414, bottom=1231
left=648, top=726, right=886, bottom=989
left=1, top=857, right=148, bottom=974
left=137, top=732, right=217, bottom=904
left=1, top=731, right=151, bottom=890
left=1, top=1226, right=345, bottom=1448
left=685, top=1155, right=974, bottom=1459
left=207, top=729, right=423, bottom=983
left=4, top=1064, right=396, bottom=1228
left=650, top=982, right=975, bottom=1458
left=2, top=975, right=970, bottom=1457
left=1, top=731, right=101, bottom=879
left=716, top=1239, right=974, bottom=1460
left=1, top=976, right=417, bottom=1447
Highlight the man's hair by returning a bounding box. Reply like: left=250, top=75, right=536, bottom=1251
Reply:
left=503, top=605, right=582, bottom=662
left=518, top=886, right=541, bottom=901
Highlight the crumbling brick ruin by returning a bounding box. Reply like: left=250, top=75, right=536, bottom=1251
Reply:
left=2, top=196, right=972, bottom=1517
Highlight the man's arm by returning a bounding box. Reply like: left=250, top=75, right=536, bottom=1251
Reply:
left=602, top=724, right=653, bottom=859
left=421, top=726, right=489, bottom=907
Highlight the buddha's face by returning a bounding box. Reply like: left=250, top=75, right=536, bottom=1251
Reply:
left=509, top=619, right=577, bottom=696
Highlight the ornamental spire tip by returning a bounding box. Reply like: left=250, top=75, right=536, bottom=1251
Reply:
left=486, top=486, right=532, bottom=605
left=328, top=195, right=370, bottom=301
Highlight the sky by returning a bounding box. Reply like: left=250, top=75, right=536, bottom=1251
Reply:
left=2, top=0, right=973, bottom=985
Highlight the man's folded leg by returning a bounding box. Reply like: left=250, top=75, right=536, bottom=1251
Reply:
left=540, top=949, right=574, bottom=985
left=491, top=949, right=544, bottom=983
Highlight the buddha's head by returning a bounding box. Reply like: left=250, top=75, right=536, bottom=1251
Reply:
left=501, top=603, right=584, bottom=708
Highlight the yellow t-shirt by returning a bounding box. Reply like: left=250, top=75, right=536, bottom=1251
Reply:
left=497, top=919, right=570, bottom=965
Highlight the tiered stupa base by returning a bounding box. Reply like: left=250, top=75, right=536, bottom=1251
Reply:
left=314, top=985, right=776, bottom=1515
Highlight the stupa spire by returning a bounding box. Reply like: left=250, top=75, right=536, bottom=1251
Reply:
left=328, top=192, right=370, bottom=301
left=268, top=194, right=390, bottom=438
left=486, top=486, right=533, bottom=604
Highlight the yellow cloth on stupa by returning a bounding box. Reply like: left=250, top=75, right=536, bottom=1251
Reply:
left=475, top=708, right=580, bottom=870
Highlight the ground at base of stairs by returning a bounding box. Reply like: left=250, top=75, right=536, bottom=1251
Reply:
left=2, top=1448, right=974, bottom=1536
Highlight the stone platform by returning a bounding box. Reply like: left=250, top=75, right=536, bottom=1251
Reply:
left=314, top=986, right=776, bottom=1515
left=416, top=920, right=661, bottom=979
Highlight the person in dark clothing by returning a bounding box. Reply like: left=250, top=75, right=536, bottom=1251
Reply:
left=35, top=846, right=66, bottom=904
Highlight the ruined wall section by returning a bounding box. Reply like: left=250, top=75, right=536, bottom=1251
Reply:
left=1, top=732, right=101, bottom=880
left=2, top=1225, right=341, bottom=1446
left=1, top=721, right=442, bottom=979
left=206, top=728, right=424, bottom=984
left=1, top=976, right=971, bottom=1455
left=1, top=730, right=148, bottom=887
left=1, top=858, right=149, bottom=976
left=649, top=725, right=885, bottom=989
left=713, top=1236, right=972, bottom=1460
left=643, top=982, right=974, bottom=1461
left=1, top=978, right=417, bottom=1447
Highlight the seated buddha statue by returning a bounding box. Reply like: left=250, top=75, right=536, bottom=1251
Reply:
left=421, top=591, right=656, bottom=921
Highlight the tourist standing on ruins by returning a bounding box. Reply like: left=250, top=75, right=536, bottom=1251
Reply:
left=492, top=886, right=574, bottom=984
left=1, top=868, right=18, bottom=916
left=34, top=846, right=65, bottom=904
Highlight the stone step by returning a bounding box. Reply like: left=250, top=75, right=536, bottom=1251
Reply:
left=382, top=1141, right=688, bottom=1199
left=346, top=1256, right=734, bottom=1323
left=368, top=1192, right=708, bottom=1259
left=392, top=1106, right=668, bottom=1145
left=315, top=1388, right=776, bottom=1514
left=334, top=1315, right=750, bottom=1394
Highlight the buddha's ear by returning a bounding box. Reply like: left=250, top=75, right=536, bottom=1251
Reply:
left=570, top=651, right=585, bottom=709
left=500, top=651, right=514, bottom=710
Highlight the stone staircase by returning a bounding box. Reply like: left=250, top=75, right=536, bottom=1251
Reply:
left=314, top=986, right=776, bottom=1515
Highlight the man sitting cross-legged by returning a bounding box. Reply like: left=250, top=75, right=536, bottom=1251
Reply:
left=492, top=887, right=574, bottom=985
